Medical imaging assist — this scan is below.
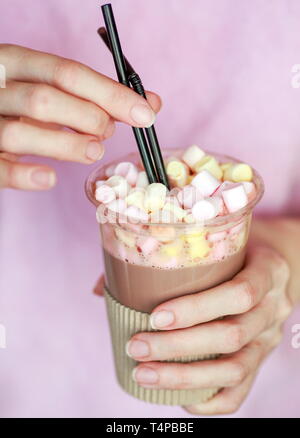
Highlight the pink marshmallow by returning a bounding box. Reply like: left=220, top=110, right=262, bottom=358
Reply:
left=105, top=164, right=116, bottom=178
left=207, top=230, right=227, bottom=242
left=209, top=196, right=226, bottom=216
left=222, top=184, right=248, bottom=213
left=242, top=182, right=256, bottom=201
left=211, top=240, right=229, bottom=261
left=95, top=180, right=106, bottom=189
left=191, top=170, right=221, bottom=197
left=228, top=222, right=245, bottom=235
left=124, top=206, right=148, bottom=223
left=136, top=236, right=159, bottom=256
left=177, top=185, right=203, bottom=209
left=192, top=199, right=218, bottom=221
left=213, top=180, right=235, bottom=197
left=95, top=184, right=116, bottom=204
left=114, top=161, right=138, bottom=186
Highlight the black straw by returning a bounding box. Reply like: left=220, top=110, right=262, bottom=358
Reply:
left=98, top=26, right=169, bottom=188
left=101, top=4, right=157, bottom=184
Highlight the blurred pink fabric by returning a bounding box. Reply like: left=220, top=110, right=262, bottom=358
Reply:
left=0, top=0, right=300, bottom=418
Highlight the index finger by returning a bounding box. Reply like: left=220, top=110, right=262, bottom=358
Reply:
left=0, top=44, right=157, bottom=128
left=150, top=246, right=279, bottom=330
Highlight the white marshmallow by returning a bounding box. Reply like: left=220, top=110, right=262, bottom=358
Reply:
left=144, top=183, right=167, bottom=212
left=213, top=180, right=234, bottom=197
left=191, top=170, right=220, bottom=197
left=150, top=209, right=178, bottom=224
left=114, top=161, right=139, bottom=186
left=106, top=199, right=127, bottom=214
left=95, top=184, right=116, bottom=204
left=166, top=159, right=188, bottom=188
left=182, top=145, right=205, bottom=170
left=222, top=184, right=248, bottom=213
left=192, top=199, right=218, bottom=221
left=106, top=175, right=130, bottom=198
left=136, top=171, right=149, bottom=188
left=124, top=206, right=148, bottom=223
left=242, top=181, right=256, bottom=196
left=177, top=185, right=202, bottom=209
left=209, top=196, right=226, bottom=215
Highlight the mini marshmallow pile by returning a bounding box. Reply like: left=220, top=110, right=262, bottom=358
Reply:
left=95, top=145, right=256, bottom=224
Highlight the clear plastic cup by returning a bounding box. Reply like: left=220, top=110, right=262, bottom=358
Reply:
left=85, top=149, right=264, bottom=405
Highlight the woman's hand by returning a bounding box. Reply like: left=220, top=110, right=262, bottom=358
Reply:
left=0, top=44, right=161, bottom=190
left=126, top=243, right=292, bottom=415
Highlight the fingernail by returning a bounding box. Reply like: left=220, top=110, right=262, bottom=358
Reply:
left=31, top=169, right=56, bottom=188
left=86, top=141, right=104, bottom=161
left=150, top=310, right=175, bottom=329
left=132, top=367, right=158, bottom=384
left=126, top=340, right=150, bottom=358
left=130, top=104, right=156, bottom=127
left=103, top=122, right=115, bottom=139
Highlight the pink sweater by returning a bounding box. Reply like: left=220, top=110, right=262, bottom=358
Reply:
left=0, top=0, right=299, bottom=417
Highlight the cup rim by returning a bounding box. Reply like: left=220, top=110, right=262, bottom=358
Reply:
left=85, top=149, right=264, bottom=228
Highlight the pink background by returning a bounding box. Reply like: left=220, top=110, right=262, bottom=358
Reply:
left=0, top=0, right=300, bottom=417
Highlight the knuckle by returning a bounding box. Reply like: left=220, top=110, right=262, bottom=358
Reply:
left=235, top=278, right=257, bottom=312
left=273, top=253, right=290, bottom=283
left=53, top=59, right=83, bottom=89
left=227, top=360, right=247, bottom=386
left=26, top=84, right=52, bottom=118
left=224, top=322, right=245, bottom=353
left=89, top=108, right=109, bottom=133
left=0, top=121, right=22, bottom=150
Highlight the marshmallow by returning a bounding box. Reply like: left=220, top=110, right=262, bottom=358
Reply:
left=182, top=145, right=205, bottom=170
left=95, top=184, right=116, bottom=204
left=124, top=206, right=148, bottom=223
left=136, top=171, right=149, bottom=188
left=125, top=189, right=145, bottom=211
left=183, top=212, right=196, bottom=224
left=106, top=175, right=130, bottom=198
left=222, top=184, right=248, bottom=213
left=150, top=225, right=176, bottom=242
left=165, top=195, right=181, bottom=207
left=220, top=162, right=232, bottom=173
left=144, top=183, right=167, bottom=212
left=166, top=159, right=189, bottom=188
left=191, top=170, right=220, bottom=197
left=177, top=185, right=203, bottom=209
left=105, top=164, right=116, bottom=178
left=150, top=209, right=179, bottom=224
left=224, top=163, right=253, bottom=182
left=160, top=239, right=183, bottom=257
left=229, top=222, right=245, bottom=235
left=182, top=233, right=210, bottom=259
left=114, top=227, right=136, bottom=247
left=242, top=181, right=256, bottom=201
left=213, top=180, right=234, bottom=197
left=211, top=240, right=228, bottom=261
left=192, top=199, right=218, bottom=221
left=194, top=155, right=223, bottom=180
left=95, top=180, right=106, bottom=188
left=207, top=230, right=227, bottom=242
left=106, top=199, right=127, bottom=214
left=162, top=202, right=187, bottom=221
left=136, top=236, right=159, bottom=256
left=209, top=196, right=226, bottom=215
left=114, top=161, right=139, bottom=186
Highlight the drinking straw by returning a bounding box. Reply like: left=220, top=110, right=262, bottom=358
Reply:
left=98, top=27, right=170, bottom=189
left=101, top=4, right=157, bottom=184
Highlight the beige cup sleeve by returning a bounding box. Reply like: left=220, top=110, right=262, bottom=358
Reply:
left=104, top=287, right=220, bottom=406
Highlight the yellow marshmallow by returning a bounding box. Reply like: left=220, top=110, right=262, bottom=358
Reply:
left=224, top=163, right=253, bottom=182
left=125, top=189, right=145, bottom=211
left=188, top=239, right=210, bottom=259
left=144, top=183, right=167, bottom=212
left=114, top=228, right=136, bottom=247
left=194, top=155, right=223, bottom=180
left=150, top=225, right=176, bottom=242
left=166, top=160, right=188, bottom=188
left=160, top=239, right=183, bottom=257
left=163, top=202, right=187, bottom=221
left=180, top=231, right=206, bottom=244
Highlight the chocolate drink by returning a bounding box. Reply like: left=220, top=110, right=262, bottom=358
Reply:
left=104, top=246, right=246, bottom=313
